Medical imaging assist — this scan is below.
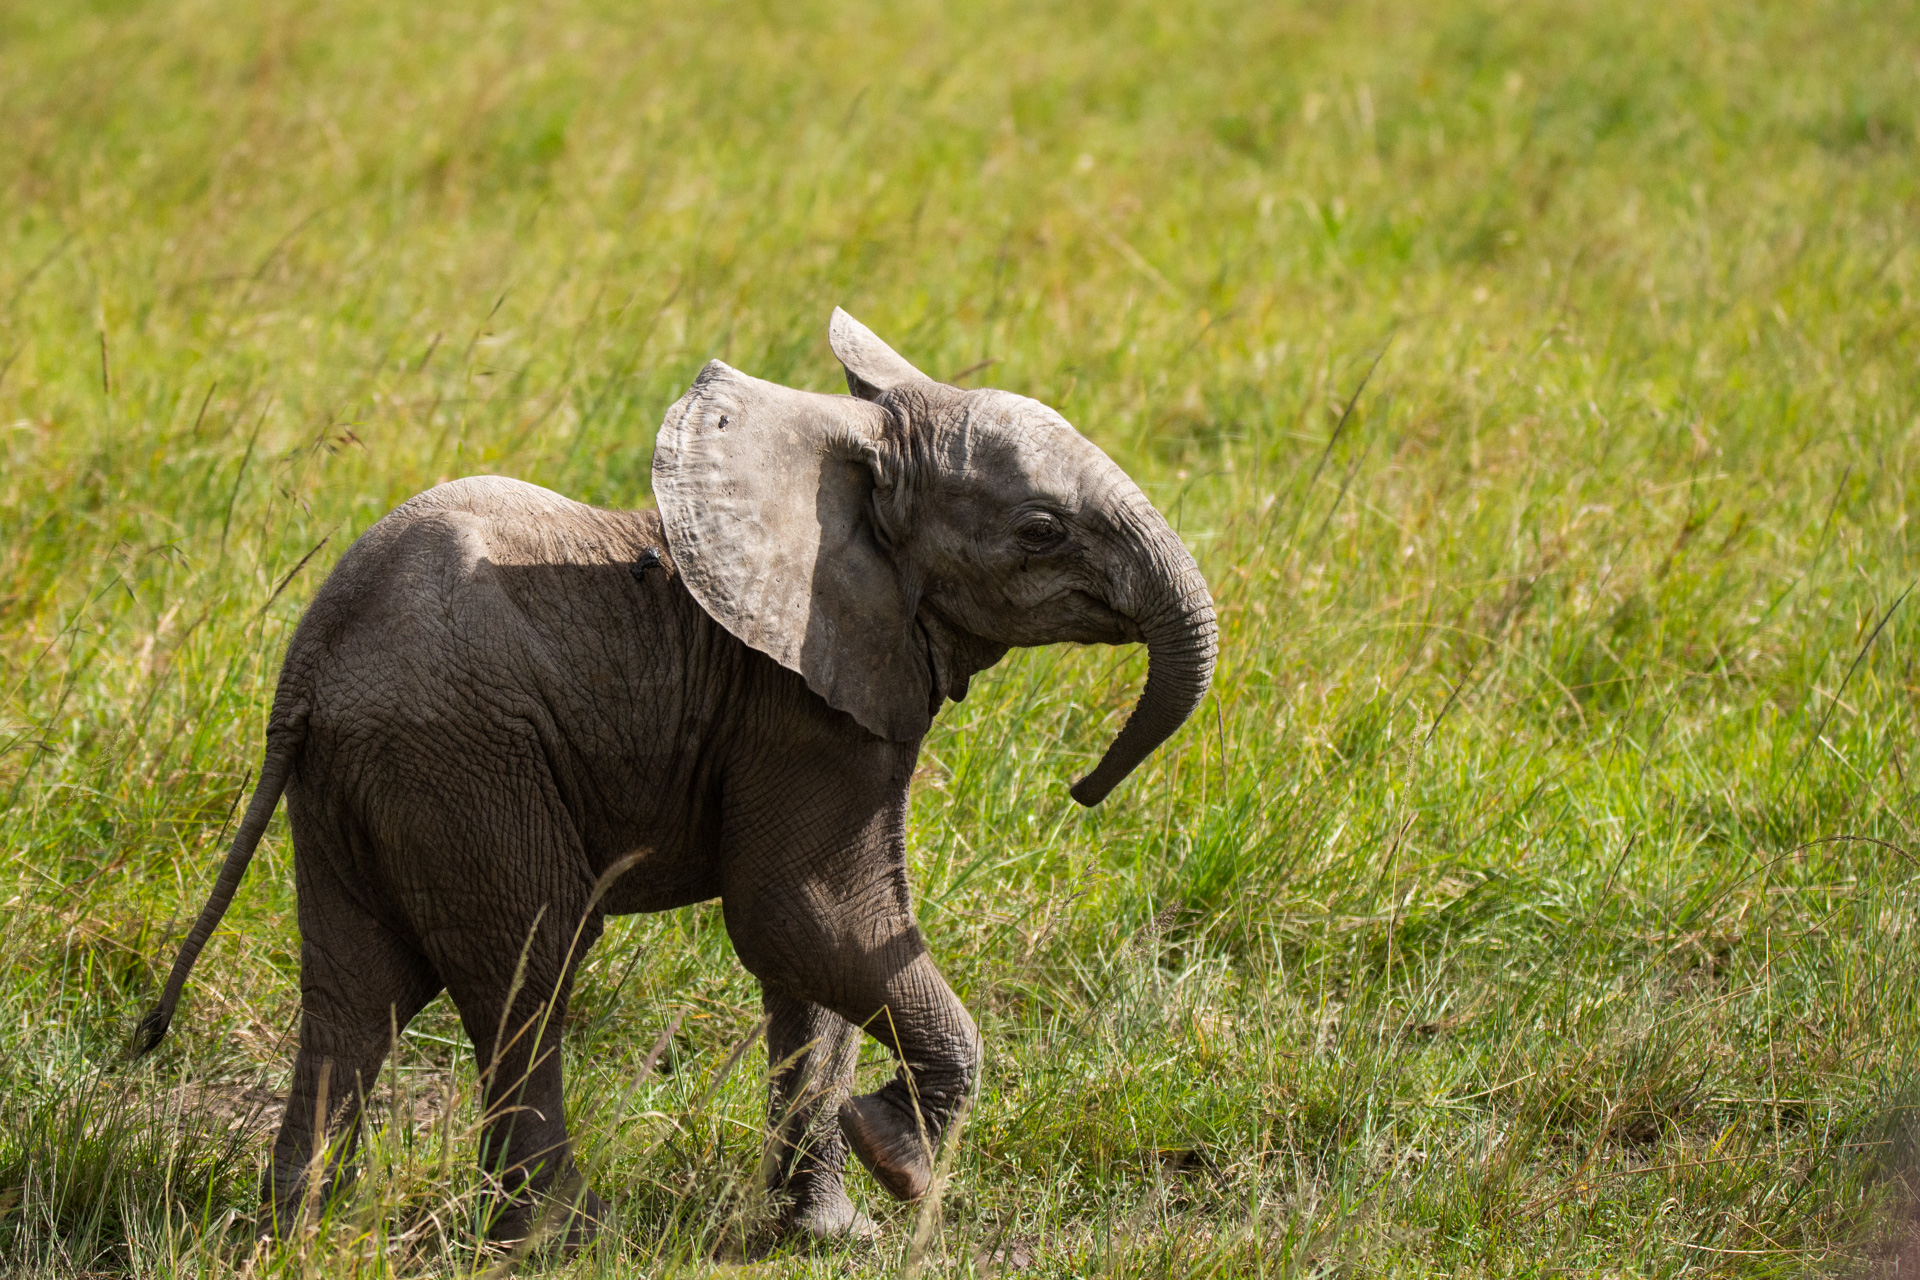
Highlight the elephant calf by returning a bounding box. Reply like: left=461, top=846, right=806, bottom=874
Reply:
left=134, top=310, right=1216, bottom=1244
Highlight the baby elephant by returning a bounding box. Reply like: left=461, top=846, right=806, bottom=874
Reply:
left=135, top=310, right=1216, bottom=1244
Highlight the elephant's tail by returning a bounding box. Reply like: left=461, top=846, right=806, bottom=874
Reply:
left=130, top=724, right=301, bottom=1059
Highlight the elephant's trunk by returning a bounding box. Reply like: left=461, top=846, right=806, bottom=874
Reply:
left=1070, top=522, right=1217, bottom=806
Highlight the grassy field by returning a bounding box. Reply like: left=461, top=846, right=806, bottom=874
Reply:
left=2, top=0, right=1918, bottom=1274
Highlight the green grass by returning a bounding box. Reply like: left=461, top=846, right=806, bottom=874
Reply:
left=3, top=0, right=1918, bottom=1273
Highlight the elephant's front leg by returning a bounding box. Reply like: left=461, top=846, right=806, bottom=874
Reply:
left=831, top=949, right=980, bottom=1202
left=744, top=934, right=978, bottom=1205
left=722, top=754, right=981, bottom=1207
left=761, top=988, right=871, bottom=1237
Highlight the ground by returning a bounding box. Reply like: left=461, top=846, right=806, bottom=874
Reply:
left=2, top=0, right=1918, bottom=1275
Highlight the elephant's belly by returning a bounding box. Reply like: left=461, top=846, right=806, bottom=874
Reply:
left=577, top=771, right=725, bottom=915
left=596, top=848, right=720, bottom=914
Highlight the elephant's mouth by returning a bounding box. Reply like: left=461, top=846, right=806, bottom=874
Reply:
left=973, top=589, right=1139, bottom=649
left=1064, top=590, right=1141, bottom=646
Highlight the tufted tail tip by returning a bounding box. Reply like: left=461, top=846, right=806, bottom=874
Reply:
left=128, top=1005, right=171, bottom=1060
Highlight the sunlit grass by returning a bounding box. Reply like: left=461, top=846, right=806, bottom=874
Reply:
left=2, top=0, right=1917, bottom=1274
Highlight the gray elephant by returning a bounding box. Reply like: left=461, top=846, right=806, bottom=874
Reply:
left=134, top=310, right=1216, bottom=1244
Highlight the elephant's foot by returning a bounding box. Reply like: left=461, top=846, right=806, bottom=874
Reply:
left=485, top=1182, right=607, bottom=1252
left=260, top=1160, right=351, bottom=1240
left=839, top=1088, right=934, bottom=1202
left=783, top=1179, right=878, bottom=1242
left=257, top=1197, right=306, bottom=1243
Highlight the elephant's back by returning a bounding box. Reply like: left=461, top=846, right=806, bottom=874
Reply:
left=280, top=476, right=695, bottom=732
left=277, top=475, right=736, bottom=868
left=292, top=475, right=650, bottom=643
left=376, top=474, right=655, bottom=569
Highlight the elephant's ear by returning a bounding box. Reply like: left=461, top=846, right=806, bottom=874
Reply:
left=830, top=307, right=936, bottom=401
left=653, top=359, right=933, bottom=742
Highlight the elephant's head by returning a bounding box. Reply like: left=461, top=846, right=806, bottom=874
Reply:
left=652, top=310, right=1216, bottom=805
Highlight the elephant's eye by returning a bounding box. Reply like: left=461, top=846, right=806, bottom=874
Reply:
left=1014, top=513, right=1067, bottom=554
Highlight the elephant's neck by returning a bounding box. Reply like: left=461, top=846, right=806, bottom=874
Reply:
left=917, top=609, right=1009, bottom=709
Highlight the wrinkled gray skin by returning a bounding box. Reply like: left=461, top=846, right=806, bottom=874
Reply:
left=134, top=311, right=1216, bottom=1246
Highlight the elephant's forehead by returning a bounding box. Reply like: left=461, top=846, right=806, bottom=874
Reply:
left=942, top=391, right=1127, bottom=501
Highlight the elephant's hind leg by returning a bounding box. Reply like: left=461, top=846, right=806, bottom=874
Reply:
left=268, top=897, right=440, bottom=1237
left=430, top=893, right=604, bottom=1248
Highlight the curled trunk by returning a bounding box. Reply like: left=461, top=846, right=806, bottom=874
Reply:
left=1070, top=531, right=1217, bottom=806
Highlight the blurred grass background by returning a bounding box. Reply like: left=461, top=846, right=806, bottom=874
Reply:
left=1, top=0, right=1918, bottom=1274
